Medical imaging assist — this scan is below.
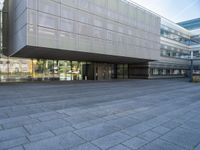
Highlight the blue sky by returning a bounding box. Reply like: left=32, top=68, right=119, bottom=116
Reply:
left=0, top=0, right=3, bottom=9
left=0, top=0, right=199, bottom=23
left=130, top=0, right=200, bottom=23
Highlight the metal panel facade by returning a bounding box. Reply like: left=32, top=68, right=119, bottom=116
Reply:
left=7, top=0, right=161, bottom=61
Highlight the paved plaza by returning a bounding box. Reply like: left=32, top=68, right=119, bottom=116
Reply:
left=0, top=79, right=200, bottom=150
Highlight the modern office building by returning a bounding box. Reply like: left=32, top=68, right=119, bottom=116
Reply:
left=149, top=18, right=192, bottom=78
left=0, top=0, right=199, bottom=82
left=178, top=18, right=200, bottom=73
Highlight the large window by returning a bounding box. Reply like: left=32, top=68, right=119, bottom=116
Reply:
left=150, top=68, right=186, bottom=76
left=0, top=57, right=32, bottom=82
left=0, top=57, right=88, bottom=82
left=160, top=44, right=190, bottom=59
left=160, top=25, right=190, bottom=45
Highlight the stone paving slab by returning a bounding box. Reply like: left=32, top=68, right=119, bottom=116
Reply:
left=106, top=117, right=140, bottom=129
left=27, top=131, right=54, bottom=142
left=70, top=143, right=101, bottom=150
left=0, top=79, right=200, bottom=150
left=138, top=139, right=185, bottom=150
left=24, top=132, right=85, bottom=150
left=108, top=144, right=131, bottom=150
left=74, top=123, right=120, bottom=141
left=161, top=120, right=182, bottom=129
left=51, top=126, right=75, bottom=135
left=0, top=137, right=28, bottom=150
left=8, top=146, right=24, bottom=150
left=92, top=132, right=131, bottom=150
left=122, top=122, right=154, bottom=137
left=24, top=119, right=70, bottom=134
left=123, top=137, right=148, bottom=149
left=151, top=126, right=171, bottom=135
left=0, top=127, right=28, bottom=143
left=195, top=144, right=200, bottom=150
left=137, top=130, right=160, bottom=142
left=160, top=127, right=200, bottom=149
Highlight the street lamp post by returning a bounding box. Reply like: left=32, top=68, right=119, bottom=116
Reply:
left=189, top=51, right=193, bottom=82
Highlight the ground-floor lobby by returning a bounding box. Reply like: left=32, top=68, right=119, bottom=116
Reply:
left=0, top=57, right=188, bottom=82
left=0, top=79, right=200, bottom=149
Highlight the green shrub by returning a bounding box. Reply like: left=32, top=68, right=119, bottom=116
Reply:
left=193, top=76, right=200, bottom=83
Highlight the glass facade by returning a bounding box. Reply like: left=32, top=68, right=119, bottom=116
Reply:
left=0, top=56, right=135, bottom=82
left=178, top=18, right=200, bottom=30
left=160, top=44, right=190, bottom=59
left=0, top=58, right=88, bottom=82
left=150, top=68, right=186, bottom=76
left=160, top=25, right=191, bottom=45
left=190, top=35, right=200, bottom=46
left=158, top=18, right=200, bottom=78
left=0, top=57, right=32, bottom=82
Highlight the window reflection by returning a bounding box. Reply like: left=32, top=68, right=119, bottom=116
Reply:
left=160, top=44, right=190, bottom=59
left=150, top=68, right=186, bottom=76
left=160, top=25, right=191, bottom=45
left=0, top=57, right=89, bottom=82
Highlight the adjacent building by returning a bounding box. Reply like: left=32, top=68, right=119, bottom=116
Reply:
left=0, top=0, right=200, bottom=82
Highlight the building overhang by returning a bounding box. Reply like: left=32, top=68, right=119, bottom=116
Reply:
left=12, top=46, right=154, bottom=64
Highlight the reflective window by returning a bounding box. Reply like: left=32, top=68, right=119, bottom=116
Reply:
left=160, top=44, right=190, bottom=59
left=0, top=55, right=89, bottom=82
left=160, top=25, right=190, bottom=45
left=150, top=68, right=186, bottom=76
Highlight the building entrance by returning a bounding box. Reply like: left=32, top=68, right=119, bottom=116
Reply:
left=94, top=63, right=112, bottom=80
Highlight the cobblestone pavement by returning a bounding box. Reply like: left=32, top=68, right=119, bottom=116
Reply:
left=0, top=79, right=200, bottom=150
